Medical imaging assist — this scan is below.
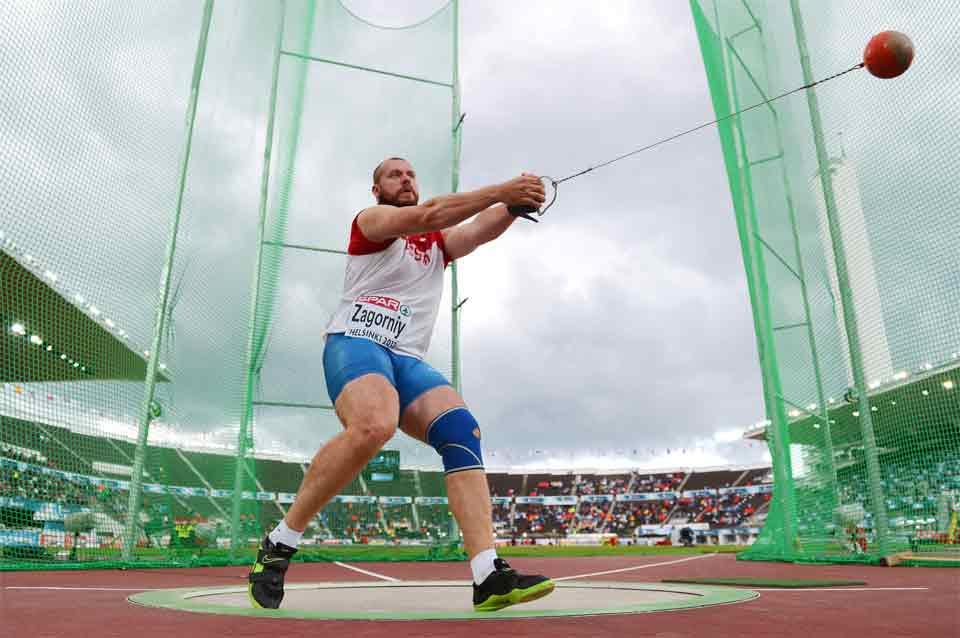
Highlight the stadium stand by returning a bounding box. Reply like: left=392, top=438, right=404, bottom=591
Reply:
left=523, top=473, right=574, bottom=496
left=417, top=469, right=447, bottom=496
left=739, top=467, right=773, bottom=486
left=486, top=472, right=525, bottom=497
left=630, top=471, right=685, bottom=493
left=681, top=468, right=744, bottom=491
left=574, top=472, right=630, bottom=496
left=3, top=415, right=840, bottom=548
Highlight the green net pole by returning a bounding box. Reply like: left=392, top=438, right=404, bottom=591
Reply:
left=450, top=269, right=462, bottom=396
left=780, top=151, right=840, bottom=511
left=450, top=262, right=461, bottom=393
left=447, top=0, right=463, bottom=544
left=122, top=0, right=216, bottom=561
left=231, top=0, right=288, bottom=556
left=449, top=0, right=463, bottom=396
left=730, top=106, right=800, bottom=559
left=233, top=0, right=317, bottom=553
left=711, top=0, right=798, bottom=555
left=788, top=0, right=890, bottom=555
left=753, top=14, right=839, bottom=509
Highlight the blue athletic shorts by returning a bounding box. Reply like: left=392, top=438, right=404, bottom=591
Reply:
left=323, top=333, right=450, bottom=414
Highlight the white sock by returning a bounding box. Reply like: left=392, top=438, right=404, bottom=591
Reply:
left=268, top=520, right=303, bottom=549
left=470, top=548, right=498, bottom=584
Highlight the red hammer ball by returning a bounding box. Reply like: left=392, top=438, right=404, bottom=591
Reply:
left=863, top=31, right=914, bottom=79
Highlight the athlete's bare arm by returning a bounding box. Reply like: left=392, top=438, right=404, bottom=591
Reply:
left=358, top=175, right=545, bottom=243
left=441, top=203, right=515, bottom=260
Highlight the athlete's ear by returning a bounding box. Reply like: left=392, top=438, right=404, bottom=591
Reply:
left=371, top=183, right=380, bottom=200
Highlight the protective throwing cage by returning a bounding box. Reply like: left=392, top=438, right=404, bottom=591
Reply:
left=0, top=0, right=464, bottom=568
left=693, top=0, right=960, bottom=564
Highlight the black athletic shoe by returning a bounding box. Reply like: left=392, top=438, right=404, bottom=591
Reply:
left=248, top=535, right=297, bottom=609
left=473, top=558, right=555, bottom=612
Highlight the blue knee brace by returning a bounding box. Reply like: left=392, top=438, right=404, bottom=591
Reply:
left=426, top=407, right=484, bottom=475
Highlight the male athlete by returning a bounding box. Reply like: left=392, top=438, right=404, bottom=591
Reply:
left=248, top=158, right=554, bottom=611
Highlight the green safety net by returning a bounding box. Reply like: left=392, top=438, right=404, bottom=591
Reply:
left=0, top=0, right=463, bottom=569
left=692, top=0, right=960, bottom=563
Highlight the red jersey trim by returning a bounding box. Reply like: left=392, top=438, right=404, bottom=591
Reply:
left=403, top=231, right=452, bottom=268
left=434, top=230, right=453, bottom=268
left=348, top=212, right=453, bottom=266
left=348, top=212, right=394, bottom=255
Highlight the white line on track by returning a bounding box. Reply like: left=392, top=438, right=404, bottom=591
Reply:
left=743, top=585, right=930, bottom=591
left=4, top=585, right=154, bottom=591
left=2, top=583, right=928, bottom=593
left=332, top=561, right=401, bottom=582
left=554, top=552, right=718, bottom=581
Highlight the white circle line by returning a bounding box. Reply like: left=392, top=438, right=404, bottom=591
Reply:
left=4, top=585, right=160, bottom=591
left=4, top=584, right=930, bottom=594
left=332, top=560, right=401, bottom=581
left=554, top=552, right=720, bottom=581
left=744, top=585, right=930, bottom=591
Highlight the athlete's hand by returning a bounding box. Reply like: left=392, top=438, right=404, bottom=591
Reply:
left=499, top=173, right=546, bottom=210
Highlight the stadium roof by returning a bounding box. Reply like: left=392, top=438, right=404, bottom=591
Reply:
left=0, top=249, right=168, bottom=383
left=744, top=358, right=960, bottom=448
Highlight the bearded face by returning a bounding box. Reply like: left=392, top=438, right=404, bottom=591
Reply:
left=373, top=158, right=419, bottom=207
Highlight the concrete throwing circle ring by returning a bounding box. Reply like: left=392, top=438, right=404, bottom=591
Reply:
left=129, top=580, right=758, bottom=621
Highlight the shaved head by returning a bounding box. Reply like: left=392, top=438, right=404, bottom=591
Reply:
left=373, top=156, right=408, bottom=186
left=372, top=157, right=419, bottom=207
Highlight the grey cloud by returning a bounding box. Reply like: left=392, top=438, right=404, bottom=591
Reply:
left=2, top=1, right=769, bottom=469
left=451, top=1, right=766, bottom=465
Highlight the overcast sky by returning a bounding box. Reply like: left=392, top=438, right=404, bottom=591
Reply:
left=1, top=0, right=956, bottom=498
left=334, top=0, right=771, bottom=470
left=1, top=0, right=775, bottom=473
left=5, top=1, right=955, bottom=474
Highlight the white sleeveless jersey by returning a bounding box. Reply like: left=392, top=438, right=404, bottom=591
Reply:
left=324, top=214, right=452, bottom=359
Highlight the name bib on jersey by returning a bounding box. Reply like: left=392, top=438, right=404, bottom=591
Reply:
left=346, top=295, right=412, bottom=350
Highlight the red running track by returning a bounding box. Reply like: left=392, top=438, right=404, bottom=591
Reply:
left=1, top=554, right=956, bottom=637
